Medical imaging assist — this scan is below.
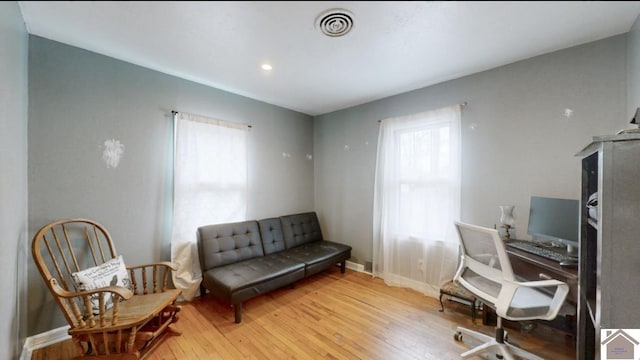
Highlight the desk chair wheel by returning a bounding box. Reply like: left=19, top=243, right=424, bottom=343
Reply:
left=454, top=331, right=508, bottom=342
left=454, top=331, right=463, bottom=342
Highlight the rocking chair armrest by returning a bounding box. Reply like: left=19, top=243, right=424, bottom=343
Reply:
left=49, top=278, right=134, bottom=300
left=126, top=261, right=178, bottom=272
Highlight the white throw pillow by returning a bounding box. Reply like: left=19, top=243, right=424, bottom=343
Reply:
left=72, top=255, right=132, bottom=315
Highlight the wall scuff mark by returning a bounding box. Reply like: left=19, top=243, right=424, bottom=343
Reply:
left=102, top=139, right=125, bottom=168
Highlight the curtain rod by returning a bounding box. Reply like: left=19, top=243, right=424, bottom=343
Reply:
left=377, top=101, right=467, bottom=123
left=172, top=110, right=252, bottom=128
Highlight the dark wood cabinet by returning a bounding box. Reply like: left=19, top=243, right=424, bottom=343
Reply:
left=576, top=133, right=640, bottom=359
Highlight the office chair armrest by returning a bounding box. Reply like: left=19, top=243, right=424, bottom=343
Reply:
left=503, top=278, right=570, bottom=321
left=513, top=278, right=566, bottom=288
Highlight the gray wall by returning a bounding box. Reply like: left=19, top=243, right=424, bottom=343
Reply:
left=0, top=2, right=29, bottom=359
left=629, top=16, right=640, bottom=119
left=27, top=36, right=314, bottom=335
left=314, top=35, right=627, bottom=267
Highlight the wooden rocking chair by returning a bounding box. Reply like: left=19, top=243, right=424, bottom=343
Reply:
left=32, top=218, right=182, bottom=359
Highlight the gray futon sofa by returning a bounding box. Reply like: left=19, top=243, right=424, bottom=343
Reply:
left=197, top=212, right=352, bottom=323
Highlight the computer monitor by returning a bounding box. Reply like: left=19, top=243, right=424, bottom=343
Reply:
left=527, top=196, right=580, bottom=255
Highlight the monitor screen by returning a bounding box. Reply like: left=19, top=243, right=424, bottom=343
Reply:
left=527, top=196, right=579, bottom=252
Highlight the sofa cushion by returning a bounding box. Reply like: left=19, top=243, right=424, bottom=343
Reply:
left=198, top=220, right=264, bottom=271
left=258, top=218, right=286, bottom=255
left=282, top=241, right=350, bottom=264
left=201, top=253, right=305, bottom=303
left=280, top=212, right=324, bottom=249
left=282, top=241, right=352, bottom=276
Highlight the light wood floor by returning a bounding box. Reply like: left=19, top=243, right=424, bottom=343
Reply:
left=32, top=269, right=575, bottom=359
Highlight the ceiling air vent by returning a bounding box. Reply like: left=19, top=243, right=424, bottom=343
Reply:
left=315, top=9, right=354, bottom=37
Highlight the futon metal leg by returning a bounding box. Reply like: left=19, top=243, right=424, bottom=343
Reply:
left=234, top=303, right=242, bottom=323
left=200, top=284, right=206, bottom=297
left=340, top=260, right=346, bottom=273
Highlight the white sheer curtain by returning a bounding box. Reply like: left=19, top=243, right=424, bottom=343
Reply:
left=372, top=104, right=461, bottom=297
left=171, top=112, right=248, bottom=301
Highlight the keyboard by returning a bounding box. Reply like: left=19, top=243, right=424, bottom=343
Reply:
left=506, top=241, right=575, bottom=263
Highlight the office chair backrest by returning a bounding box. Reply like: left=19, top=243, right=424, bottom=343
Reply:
left=453, top=221, right=570, bottom=321
left=453, top=221, right=515, bottom=307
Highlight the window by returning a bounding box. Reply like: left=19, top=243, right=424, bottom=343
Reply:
left=396, top=119, right=454, bottom=240
left=373, top=104, right=461, bottom=296
left=170, top=111, right=248, bottom=300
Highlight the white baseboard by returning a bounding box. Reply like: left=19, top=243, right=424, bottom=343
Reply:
left=20, top=325, right=70, bottom=360
left=346, top=260, right=371, bottom=275
left=344, top=262, right=439, bottom=298
left=379, top=272, right=440, bottom=298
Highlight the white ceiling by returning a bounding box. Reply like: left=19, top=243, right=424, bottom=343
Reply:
left=18, top=1, right=640, bottom=116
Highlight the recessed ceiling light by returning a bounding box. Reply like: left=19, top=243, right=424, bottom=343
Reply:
left=261, top=64, right=273, bottom=71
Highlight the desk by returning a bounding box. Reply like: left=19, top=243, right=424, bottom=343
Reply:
left=502, top=240, right=579, bottom=336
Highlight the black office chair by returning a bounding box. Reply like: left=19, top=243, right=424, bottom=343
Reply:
left=452, top=221, right=570, bottom=360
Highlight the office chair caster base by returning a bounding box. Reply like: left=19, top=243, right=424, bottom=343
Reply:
left=455, top=326, right=544, bottom=360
